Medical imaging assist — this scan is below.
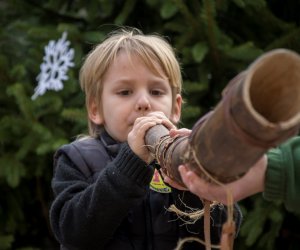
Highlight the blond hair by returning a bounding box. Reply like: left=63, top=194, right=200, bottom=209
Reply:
left=79, top=28, right=182, bottom=137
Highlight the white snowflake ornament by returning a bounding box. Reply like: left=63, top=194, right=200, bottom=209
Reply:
left=32, top=32, right=74, bottom=100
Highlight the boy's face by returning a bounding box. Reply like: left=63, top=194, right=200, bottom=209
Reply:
left=89, top=51, right=182, bottom=142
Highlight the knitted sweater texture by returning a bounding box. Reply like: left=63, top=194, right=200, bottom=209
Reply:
left=50, top=131, right=242, bottom=250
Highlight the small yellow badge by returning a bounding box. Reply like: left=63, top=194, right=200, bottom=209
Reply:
left=150, top=169, right=172, bottom=193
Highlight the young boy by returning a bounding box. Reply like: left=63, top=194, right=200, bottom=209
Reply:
left=49, top=28, right=242, bottom=250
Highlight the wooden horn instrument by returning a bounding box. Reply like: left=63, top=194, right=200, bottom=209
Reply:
left=145, top=49, right=300, bottom=185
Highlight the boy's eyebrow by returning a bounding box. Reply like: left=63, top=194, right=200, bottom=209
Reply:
left=149, top=80, right=170, bottom=88
left=112, top=76, right=169, bottom=85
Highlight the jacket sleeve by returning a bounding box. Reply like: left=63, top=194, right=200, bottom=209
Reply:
left=264, top=136, right=300, bottom=213
left=49, top=143, right=154, bottom=249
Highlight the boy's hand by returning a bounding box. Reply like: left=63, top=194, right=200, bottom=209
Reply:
left=128, top=112, right=176, bottom=164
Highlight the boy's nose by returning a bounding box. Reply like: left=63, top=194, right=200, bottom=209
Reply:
left=135, top=94, right=151, bottom=112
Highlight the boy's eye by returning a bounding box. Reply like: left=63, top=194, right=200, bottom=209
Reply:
left=118, top=90, right=132, bottom=96
left=150, top=89, right=163, bottom=96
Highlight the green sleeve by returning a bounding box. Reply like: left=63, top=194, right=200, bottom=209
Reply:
left=264, top=137, right=300, bottom=214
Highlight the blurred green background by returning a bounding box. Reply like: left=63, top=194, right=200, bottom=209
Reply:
left=1, top=0, right=300, bottom=249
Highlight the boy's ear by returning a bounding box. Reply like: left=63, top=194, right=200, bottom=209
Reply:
left=88, top=100, right=103, bottom=125
left=171, top=94, right=182, bottom=124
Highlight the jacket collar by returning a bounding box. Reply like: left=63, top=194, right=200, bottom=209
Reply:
left=99, top=130, right=121, bottom=158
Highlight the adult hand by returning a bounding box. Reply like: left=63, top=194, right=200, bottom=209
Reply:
left=160, top=170, right=188, bottom=191
left=169, top=128, right=191, bottom=138
left=178, top=155, right=268, bottom=204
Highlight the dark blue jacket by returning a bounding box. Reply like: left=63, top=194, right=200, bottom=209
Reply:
left=49, top=131, right=242, bottom=250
